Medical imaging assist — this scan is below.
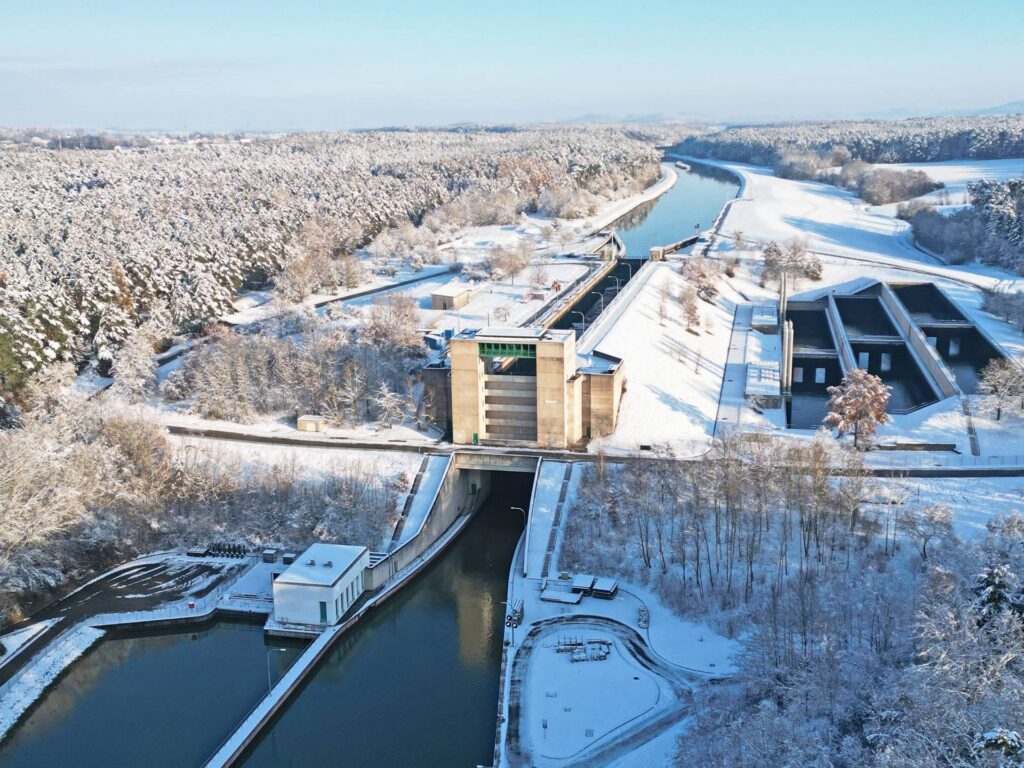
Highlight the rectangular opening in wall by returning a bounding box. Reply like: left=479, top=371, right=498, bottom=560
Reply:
left=793, top=367, right=804, bottom=384
left=858, top=351, right=870, bottom=369
left=880, top=352, right=892, bottom=372
left=815, top=368, right=826, bottom=384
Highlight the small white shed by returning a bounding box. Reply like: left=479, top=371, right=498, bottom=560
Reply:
left=272, top=543, right=369, bottom=626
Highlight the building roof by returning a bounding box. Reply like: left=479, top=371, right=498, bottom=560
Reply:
left=477, top=326, right=547, bottom=339
left=457, top=326, right=574, bottom=344
left=752, top=303, right=779, bottom=327
left=275, top=543, right=368, bottom=587
left=430, top=281, right=474, bottom=298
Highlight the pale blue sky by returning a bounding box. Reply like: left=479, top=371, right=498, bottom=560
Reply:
left=1, top=0, right=1022, bottom=131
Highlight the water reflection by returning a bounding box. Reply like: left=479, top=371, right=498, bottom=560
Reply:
left=243, top=473, right=531, bottom=768
left=0, top=621, right=304, bottom=768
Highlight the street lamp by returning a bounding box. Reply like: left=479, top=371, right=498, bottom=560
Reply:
left=571, top=311, right=586, bottom=332
left=590, top=292, right=604, bottom=314
left=622, top=262, right=632, bottom=280
left=610, top=276, right=622, bottom=293
left=510, top=506, right=526, bottom=526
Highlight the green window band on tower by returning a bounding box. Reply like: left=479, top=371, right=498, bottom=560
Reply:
left=478, top=342, right=536, bottom=359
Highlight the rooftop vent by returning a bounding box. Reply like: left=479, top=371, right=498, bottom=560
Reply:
left=306, top=559, right=316, bottom=566
left=323, top=560, right=333, bottom=568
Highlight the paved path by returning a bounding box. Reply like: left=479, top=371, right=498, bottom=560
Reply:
left=713, top=303, right=752, bottom=437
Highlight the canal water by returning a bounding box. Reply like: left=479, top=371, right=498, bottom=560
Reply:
left=614, top=161, right=739, bottom=259
left=551, top=161, right=740, bottom=330
left=0, top=621, right=305, bottom=767
left=241, top=471, right=530, bottom=768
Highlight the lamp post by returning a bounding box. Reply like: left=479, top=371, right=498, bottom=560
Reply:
left=510, top=506, right=526, bottom=526
left=571, top=311, right=586, bottom=332
left=622, top=262, right=632, bottom=280
left=590, top=292, right=604, bottom=314
left=610, top=276, right=622, bottom=293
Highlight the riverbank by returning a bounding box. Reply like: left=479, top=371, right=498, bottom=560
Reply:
left=494, top=460, right=738, bottom=767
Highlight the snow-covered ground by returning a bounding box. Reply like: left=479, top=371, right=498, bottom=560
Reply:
left=0, top=619, right=61, bottom=664
left=581, top=262, right=733, bottom=456
left=880, top=475, right=1024, bottom=539
left=167, top=433, right=423, bottom=482
left=869, top=157, right=1024, bottom=217
left=521, top=627, right=664, bottom=761
left=692, top=155, right=1024, bottom=295
left=390, top=454, right=450, bottom=550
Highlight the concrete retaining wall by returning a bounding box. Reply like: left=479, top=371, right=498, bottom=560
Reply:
left=364, top=463, right=490, bottom=590
left=879, top=283, right=959, bottom=398
left=824, top=294, right=856, bottom=374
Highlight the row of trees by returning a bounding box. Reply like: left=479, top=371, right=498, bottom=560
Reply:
left=673, top=115, right=1024, bottom=165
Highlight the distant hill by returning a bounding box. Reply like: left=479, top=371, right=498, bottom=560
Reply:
left=950, top=100, right=1024, bottom=116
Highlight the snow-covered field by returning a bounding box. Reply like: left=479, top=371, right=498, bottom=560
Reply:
left=886, top=475, right=1024, bottom=539
left=581, top=262, right=733, bottom=456
left=870, top=157, right=1024, bottom=217
left=168, top=433, right=423, bottom=482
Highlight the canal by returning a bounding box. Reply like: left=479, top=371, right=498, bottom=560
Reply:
left=552, top=160, right=740, bottom=330
left=240, top=471, right=530, bottom=768
left=615, top=160, right=739, bottom=259
left=0, top=621, right=305, bottom=767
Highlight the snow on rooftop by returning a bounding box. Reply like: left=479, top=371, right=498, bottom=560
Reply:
left=429, top=280, right=475, bottom=298
left=276, top=543, right=367, bottom=587
left=476, top=326, right=547, bottom=339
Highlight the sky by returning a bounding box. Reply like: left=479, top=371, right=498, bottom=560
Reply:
left=1, top=0, right=1022, bottom=132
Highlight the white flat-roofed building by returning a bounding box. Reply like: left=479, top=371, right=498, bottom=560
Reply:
left=272, top=543, right=369, bottom=626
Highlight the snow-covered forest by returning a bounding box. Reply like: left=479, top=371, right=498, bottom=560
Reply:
left=0, top=388, right=407, bottom=624
left=903, top=178, right=1024, bottom=270
left=674, top=115, right=1024, bottom=165
left=0, top=127, right=659, bottom=402
left=560, top=434, right=1024, bottom=767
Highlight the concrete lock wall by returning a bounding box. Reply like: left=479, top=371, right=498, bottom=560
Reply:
left=363, top=465, right=490, bottom=591
left=879, top=283, right=959, bottom=399
left=585, top=366, right=624, bottom=438
left=535, top=333, right=573, bottom=448
left=450, top=339, right=486, bottom=444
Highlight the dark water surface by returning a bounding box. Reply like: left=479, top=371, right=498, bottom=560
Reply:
left=0, top=621, right=304, bottom=767
left=241, top=472, right=530, bottom=768
left=614, top=161, right=739, bottom=258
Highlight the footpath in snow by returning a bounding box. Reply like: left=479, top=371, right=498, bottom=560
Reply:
left=524, top=460, right=571, bottom=579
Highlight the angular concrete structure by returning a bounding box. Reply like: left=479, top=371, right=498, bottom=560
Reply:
left=449, top=327, right=623, bottom=449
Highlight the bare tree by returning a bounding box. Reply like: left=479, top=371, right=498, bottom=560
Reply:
left=980, top=358, right=1024, bottom=421
left=900, top=504, right=954, bottom=560
left=680, top=287, right=701, bottom=332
